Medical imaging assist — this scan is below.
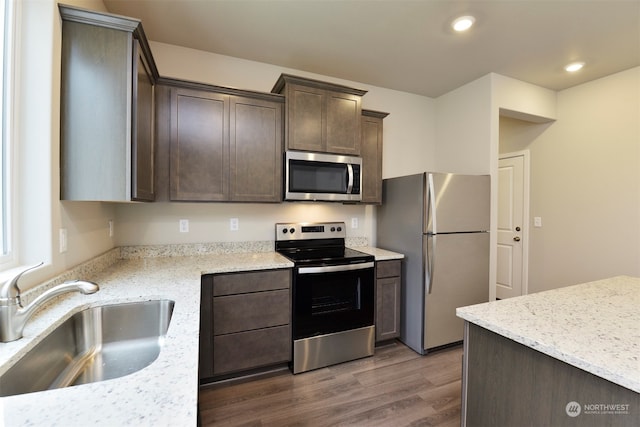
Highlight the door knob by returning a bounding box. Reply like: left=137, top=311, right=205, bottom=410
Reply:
left=513, top=236, right=521, bottom=242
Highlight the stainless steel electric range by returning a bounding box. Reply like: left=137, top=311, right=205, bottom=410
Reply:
left=275, top=222, right=375, bottom=374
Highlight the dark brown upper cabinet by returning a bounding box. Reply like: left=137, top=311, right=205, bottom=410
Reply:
left=59, top=5, right=158, bottom=202
left=272, top=74, right=367, bottom=155
left=157, top=79, right=284, bottom=203
left=361, top=110, right=389, bottom=204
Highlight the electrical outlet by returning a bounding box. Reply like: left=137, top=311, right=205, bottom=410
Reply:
left=351, top=217, right=359, bottom=229
left=59, top=228, right=68, bottom=253
left=179, top=219, right=189, bottom=233
left=534, top=217, right=542, bottom=228
left=230, top=218, right=239, bottom=231
left=108, top=220, right=114, bottom=238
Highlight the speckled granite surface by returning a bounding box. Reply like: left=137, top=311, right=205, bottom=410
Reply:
left=457, top=276, right=640, bottom=393
left=120, top=241, right=275, bottom=259
left=0, top=250, right=292, bottom=427
left=0, top=239, right=401, bottom=426
left=351, top=246, right=404, bottom=260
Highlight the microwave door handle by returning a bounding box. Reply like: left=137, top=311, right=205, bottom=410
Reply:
left=346, top=164, right=354, bottom=193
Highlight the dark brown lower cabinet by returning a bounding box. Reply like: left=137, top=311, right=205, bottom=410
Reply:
left=462, top=322, right=640, bottom=427
left=200, top=269, right=291, bottom=381
left=375, top=260, right=402, bottom=343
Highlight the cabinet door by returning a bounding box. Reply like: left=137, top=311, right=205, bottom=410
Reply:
left=60, top=21, right=131, bottom=201
left=376, top=276, right=401, bottom=342
left=325, top=90, right=361, bottom=155
left=286, top=84, right=324, bottom=152
left=170, top=88, right=229, bottom=201
left=361, top=114, right=383, bottom=204
left=229, top=96, right=283, bottom=202
left=131, top=40, right=155, bottom=201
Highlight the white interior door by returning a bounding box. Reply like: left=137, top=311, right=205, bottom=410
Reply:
left=496, top=154, right=527, bottom=299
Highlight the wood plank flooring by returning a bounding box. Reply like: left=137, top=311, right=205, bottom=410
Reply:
left=199, top=341, right=463, bottom=427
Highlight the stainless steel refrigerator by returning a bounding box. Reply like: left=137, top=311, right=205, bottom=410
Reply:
left=377, top=172, right=490, bottom=354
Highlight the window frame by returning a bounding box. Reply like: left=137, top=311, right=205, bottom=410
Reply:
left=0, top=0, right=18, bottom=268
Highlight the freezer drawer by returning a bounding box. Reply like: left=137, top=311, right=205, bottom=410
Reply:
left=424, top=232, right=489, bottom=350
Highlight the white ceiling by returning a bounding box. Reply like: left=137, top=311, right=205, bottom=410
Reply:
left=103, top=0, right=640, bottom=98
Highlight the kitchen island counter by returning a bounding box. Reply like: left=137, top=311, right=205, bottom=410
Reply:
left=457, top=275, right=640, bottom=426
left=0, top=251, right=293, bottom=427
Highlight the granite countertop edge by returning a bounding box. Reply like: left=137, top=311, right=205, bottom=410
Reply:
left=456, top=275, right=640, bottom=393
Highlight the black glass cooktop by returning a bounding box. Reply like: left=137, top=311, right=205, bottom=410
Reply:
left=278, top=246, right=373, bottom=265
left=274, top=222, right=374, bottom=267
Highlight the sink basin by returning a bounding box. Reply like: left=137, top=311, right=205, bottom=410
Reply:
left=0, top=299, right=174, bottom=397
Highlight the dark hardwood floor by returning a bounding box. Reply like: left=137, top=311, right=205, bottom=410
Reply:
left=199, top=341, right=463, bottom=426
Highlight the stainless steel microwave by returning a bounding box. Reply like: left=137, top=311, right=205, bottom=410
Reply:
left=284, top=151, right=362, bottom=201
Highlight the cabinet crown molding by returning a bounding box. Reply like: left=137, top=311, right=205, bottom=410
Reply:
left=363, top=109, right=390, bottom=119
left=271, top=73, right=368, bottom=97
left=59, top=4, right=159, bottom=81
left=157, top=77, right=285, bottom=103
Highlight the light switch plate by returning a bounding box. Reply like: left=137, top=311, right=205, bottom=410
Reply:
left=534, top=217, right=542, bottom=227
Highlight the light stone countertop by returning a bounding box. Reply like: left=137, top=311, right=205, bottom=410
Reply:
left=0, top=251, right=293, bottom=427
left=350, top=246, right=405, bottom=260
left=0, top=243, right=400, bottom=426
left=456, top=276, right=640, bottom=393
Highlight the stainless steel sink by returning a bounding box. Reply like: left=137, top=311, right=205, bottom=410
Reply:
left=0, top=299, right=174, bottom=397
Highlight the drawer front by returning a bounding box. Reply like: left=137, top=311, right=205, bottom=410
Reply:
left=213, top=269, right=290, bottom=296
left=213, top=325, right=291, bottom=375
left=376, top=260, right=401, bottom=278
left=213, top=289, right=290, bottom=335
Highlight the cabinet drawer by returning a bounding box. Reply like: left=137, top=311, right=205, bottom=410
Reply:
left=213, top=269, right=290, bottom=296
left=377, top=260, right=401, bottom=278
left=213, top=289, right=289, bottom=335
left=213, top=325, right=291, bottom=375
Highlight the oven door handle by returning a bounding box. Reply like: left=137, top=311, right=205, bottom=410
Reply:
left=298, top=262, right=375, bottom=275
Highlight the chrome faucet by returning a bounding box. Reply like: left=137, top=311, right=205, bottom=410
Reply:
left=0, top=263, right=99, bottom=342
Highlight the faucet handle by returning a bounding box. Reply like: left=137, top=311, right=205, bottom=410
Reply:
left=0, top=262, right=44, bottom=301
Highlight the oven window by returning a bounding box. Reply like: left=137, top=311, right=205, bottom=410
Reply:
left=312, top=279, right=361, bottom=315
left=289, top=160, right=348, bottom=194
left=293, top=267, right=374, bottom=340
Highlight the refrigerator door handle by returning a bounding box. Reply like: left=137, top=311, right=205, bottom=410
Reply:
left=427, top=173, right=436, bottom=233
left=425, top=234, right=436, bottom=294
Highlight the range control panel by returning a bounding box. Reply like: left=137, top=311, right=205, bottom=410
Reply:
left=276, top=222, right=346, bottom=241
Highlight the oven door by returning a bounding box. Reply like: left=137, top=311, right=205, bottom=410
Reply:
left=293, top=262, right=375, bottom=340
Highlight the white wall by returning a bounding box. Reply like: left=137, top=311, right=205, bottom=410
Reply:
left=435, top=72, right=558, bottom=300
left=114, top=42, right=437, bottom=247
left=435, top=74, right=493, bottom=175
left=500, top=67, right=640, bottom=292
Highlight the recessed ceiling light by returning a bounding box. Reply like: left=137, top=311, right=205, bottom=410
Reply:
left=565, top=62, right=585, bottom=72
left=452, top=15, right=475, bottom=32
